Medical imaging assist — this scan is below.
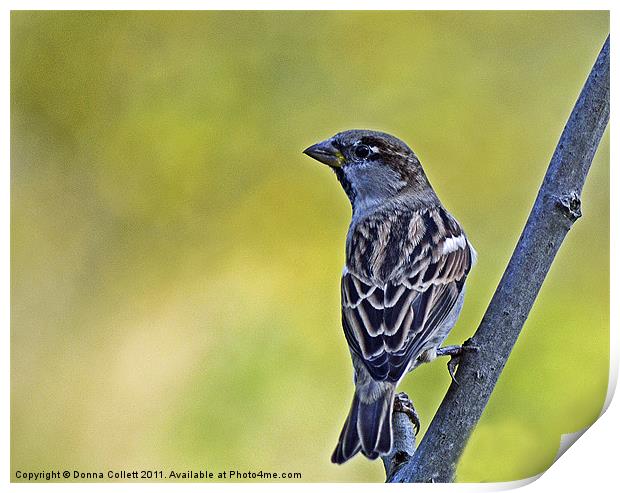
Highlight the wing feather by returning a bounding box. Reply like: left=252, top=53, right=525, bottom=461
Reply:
left=342, top=207, right=473, bottom=382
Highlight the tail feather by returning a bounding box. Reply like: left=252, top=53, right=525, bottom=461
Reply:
left=331, top=388, right=395, bottom=464
left=331, top=393, right=362, bottom=464
left=376, top=401, right=393, bottom=454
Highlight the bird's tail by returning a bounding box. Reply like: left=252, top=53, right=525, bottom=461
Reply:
left=331, top=386, right=395, bottom=464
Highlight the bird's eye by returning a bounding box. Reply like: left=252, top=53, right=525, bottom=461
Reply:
left=353, top=144, right=371, bottom=160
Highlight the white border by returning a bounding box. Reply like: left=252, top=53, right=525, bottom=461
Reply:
left=2, top=1, right=616, bottom=10
left=4, top=3, right=616, bottom=491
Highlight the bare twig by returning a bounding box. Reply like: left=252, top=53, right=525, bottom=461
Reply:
left=387, top=35, right=610, bottom=483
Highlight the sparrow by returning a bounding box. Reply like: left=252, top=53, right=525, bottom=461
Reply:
left=303, top=130, right=476, bottom=464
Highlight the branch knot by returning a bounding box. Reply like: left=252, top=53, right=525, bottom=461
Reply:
left=556, top=192, right=582, bottom=221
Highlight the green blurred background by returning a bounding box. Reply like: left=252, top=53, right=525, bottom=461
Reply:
left=11, top=11, right=609, bottom=483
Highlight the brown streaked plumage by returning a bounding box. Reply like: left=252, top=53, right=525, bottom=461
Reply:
left=303, top=130, right=476, bottom=465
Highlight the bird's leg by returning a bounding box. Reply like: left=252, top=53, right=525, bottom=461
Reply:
left=436, top=339, right=480, bottom=385
left=393, top=391, right=420, bottom=436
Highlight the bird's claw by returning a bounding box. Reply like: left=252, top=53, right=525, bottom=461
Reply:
left=446, top=357, right=460, bottom=385
left=436, top=341, right=480, bottom=386
left=393, top=392, right=420, bottom=435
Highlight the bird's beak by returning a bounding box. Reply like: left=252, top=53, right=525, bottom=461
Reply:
left=303, top=140, right=345, bottom=168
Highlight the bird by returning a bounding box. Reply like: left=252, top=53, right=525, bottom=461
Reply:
left=303, top=129, right=477, bottom=464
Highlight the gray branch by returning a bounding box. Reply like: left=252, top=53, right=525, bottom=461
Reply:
left=386, top=35, right=610, bottom=483
left=381, top=392, right=418, bottom=480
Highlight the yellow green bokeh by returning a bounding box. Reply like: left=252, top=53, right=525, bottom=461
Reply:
left=11, top=11, right=609, bottom=482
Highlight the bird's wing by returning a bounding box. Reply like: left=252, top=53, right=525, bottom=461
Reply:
left=342, top=207, right=474, bottom=382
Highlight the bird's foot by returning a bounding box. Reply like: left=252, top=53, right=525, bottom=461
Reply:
left=393, top=392, right=420, bottom=436
left=436, top=339, right=480, bottom=385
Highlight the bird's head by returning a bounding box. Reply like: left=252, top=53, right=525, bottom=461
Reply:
left=303, top=129, right=435, bottom=213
